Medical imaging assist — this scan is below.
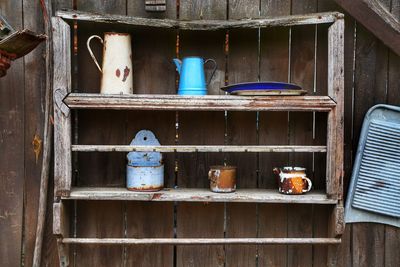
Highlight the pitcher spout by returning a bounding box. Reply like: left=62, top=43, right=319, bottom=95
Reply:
left=173, top=58, right=182, bottom=74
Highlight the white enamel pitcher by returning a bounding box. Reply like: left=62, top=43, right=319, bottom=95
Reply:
left=87, top=32, right=133, bottom=94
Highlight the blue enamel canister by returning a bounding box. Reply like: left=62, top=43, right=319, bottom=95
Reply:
left=126, top=130, right=164, bottom=191
left=173, top=57, right=217, bottom=95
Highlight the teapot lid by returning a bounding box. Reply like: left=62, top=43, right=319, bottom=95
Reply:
left=127, top=130, right=162, bottom=167
left=282, top=167, right=306, bottom=171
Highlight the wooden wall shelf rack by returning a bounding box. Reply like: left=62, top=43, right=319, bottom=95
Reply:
left=52, top=10, right=344, bottom=267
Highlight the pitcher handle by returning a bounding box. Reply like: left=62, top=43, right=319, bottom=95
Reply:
left=87, top=35, right=104, bottom=73
left=302, top=177, right=313, bottom=193
left=204, top=59, right=217, bottom=86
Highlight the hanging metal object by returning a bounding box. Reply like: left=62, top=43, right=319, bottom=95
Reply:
left=345, top=104, right=400, bottom=228
left=0, top=14, right=46, bottom=59
left=0, top=14, right=15, bottom=40
left=145, top=0, right=166, bottom=12
left=126, top=130, right=164, bottom=191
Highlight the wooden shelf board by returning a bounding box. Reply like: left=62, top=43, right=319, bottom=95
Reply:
left=57, top=10, right=343, bottom=30
left=61, top=237, right=341, bottom=245
left=64, top=93, right=336, bottom=112
left=71, top=145, right=327, bottom=153
left=64, top=187, right=337, bottom=204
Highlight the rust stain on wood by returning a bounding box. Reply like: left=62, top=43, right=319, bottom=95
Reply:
left=32, top=134, right=42, bottom=164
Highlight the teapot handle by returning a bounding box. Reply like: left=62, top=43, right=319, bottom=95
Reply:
left=87, top=35, right=104, bottom=73
left=204, top=59, right=217, bottom=86
left=302, top=177, right=313, bottom=193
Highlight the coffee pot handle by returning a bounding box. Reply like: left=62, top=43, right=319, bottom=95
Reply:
left=302, top=177, right=313, bottom=193
left=204, top=59, right=217, bottom=86
left=87, top=35, right=104, bottom=73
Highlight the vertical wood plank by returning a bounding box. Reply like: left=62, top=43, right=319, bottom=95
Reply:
left=258, top=1, right=291, bottom=266
left=126, top=202, right=174, bottom=267
left=351, top=23, right=389, bottom=267
left=177, top=2, right=227, bottom=266
left=75, top=201, right=124, bottom=267
left=288, top=1, right=317, bottom=266
left=74, top=2, right=127, bottom=266
left=385, top=226, right=400, bottom=267
left=177, top=111, right=225, bottom=267
left=77, top=1, right=126, bottom=15
left=225, top=1, right=259, bottom=266
left=0, top=2, right=24, bottom=267
left=52, top=0, right=72, bottom=14
left=387, top=51, right=400, bottom=106
left=316, top=6, right=344, bottom=267
left=335, top=224, right=352, bottom=267
left=21, top=0, right=47, bottom=265
left=179, top=31, right=226, bottom=95
left=128, top=0, right=176, bottom=18
left=352, top=223, right=385, bottom=267
left=125, top=110, right=175, bottom=266
left=125, top=3, right=177, bottom=264
left=383, top=3, right=399, bottom=263
left=179, top=0, right=227, bottom=95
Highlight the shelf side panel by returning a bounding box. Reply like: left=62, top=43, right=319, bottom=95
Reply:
left=326, top=19, right=344, bottom=200
left=52, top=17, right=72, bottom=197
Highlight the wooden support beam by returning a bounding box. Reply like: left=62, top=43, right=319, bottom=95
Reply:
left=61, top=237, right=342, bottom=245
left=64, top=187, right=337, bottom=204
left=64, top=93, right=336, bottom=112
left=56, top=10, right=343, bottom=30
left=335, top=0, right=400, bottom=55
left=53, top=202, right=70, bottom=267
left=71, top=144, right=327, bottom=153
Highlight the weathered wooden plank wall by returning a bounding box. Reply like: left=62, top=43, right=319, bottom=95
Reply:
left=0, top=1, right=24, bottom=267
left=0, top=0, right=399, bottom=266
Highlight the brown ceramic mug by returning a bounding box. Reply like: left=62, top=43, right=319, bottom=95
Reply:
left=208, top=165, right=236, bottom=193
left=273, top=167, right=312, bottom=195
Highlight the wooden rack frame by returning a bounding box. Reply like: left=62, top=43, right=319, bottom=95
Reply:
left=52, top=10, right=344, bottom=267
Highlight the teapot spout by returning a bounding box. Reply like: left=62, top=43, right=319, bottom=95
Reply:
left=273, top=168, right=281, bottom=175
left=173, top=58, right=182, bottom=74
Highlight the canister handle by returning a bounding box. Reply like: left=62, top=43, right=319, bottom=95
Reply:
left=87, top=35, right=104, bottom=73
left=302, top=177, right=313, bottom=193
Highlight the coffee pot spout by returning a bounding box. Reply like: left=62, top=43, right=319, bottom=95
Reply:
left=173, top=58, right=182, bottom=75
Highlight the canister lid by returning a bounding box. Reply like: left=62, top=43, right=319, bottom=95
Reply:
left=127, top=130, right=162, bottom=167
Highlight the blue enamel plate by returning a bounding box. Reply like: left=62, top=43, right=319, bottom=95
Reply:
left=221, top=82, right=306, bottom=96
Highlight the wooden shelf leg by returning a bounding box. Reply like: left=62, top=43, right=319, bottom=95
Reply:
left=56, top=239, right=70, bottom=267
left=54, top=201, right=70, bottom=266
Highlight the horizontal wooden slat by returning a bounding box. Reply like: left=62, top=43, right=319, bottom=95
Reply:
left=57, top=10, right=343, bottom=29
left=64, top=188, right=337, bottom=204
left=61, top=237, right=341, bottom=245
left=64, top=93, right=336, bottom=111
left=71, top=145, right=327, bottom=153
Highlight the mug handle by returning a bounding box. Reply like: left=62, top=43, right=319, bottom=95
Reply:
left=302, top=177, right=313, bottom=193
left=204, top=59, right=217, bottom=86
left=87, top=35, right=104, bottom=73
left=208, top=170, right=213, bottom=180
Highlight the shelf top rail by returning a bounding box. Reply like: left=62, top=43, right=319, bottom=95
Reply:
left=71, top=145, right=327, bottom=153
left=65, top=187, right=336, bottom=204
left=64, top=93, right=336, bottom=112
left=56, top=9, right=344, bottom=30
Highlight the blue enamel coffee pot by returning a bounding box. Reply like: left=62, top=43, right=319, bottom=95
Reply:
left=173, top=57, right=217, bottom=95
